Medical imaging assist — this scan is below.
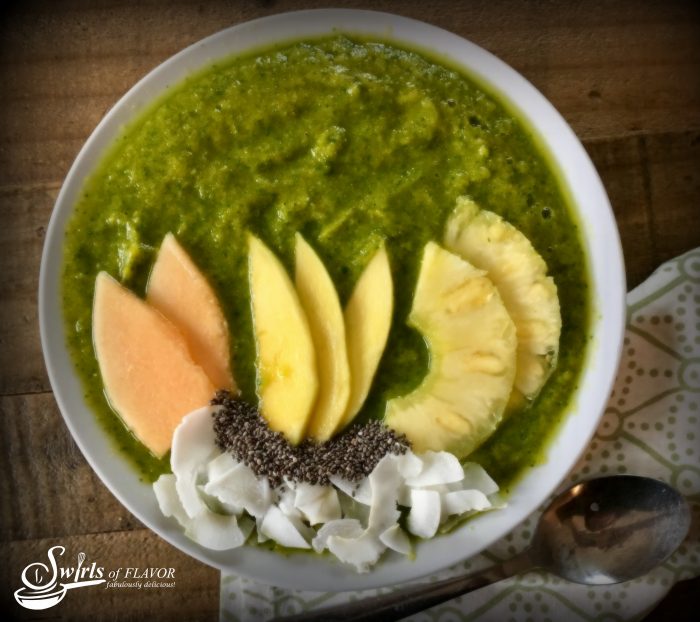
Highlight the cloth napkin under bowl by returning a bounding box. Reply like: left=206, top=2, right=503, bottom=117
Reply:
left=221, top=247, right=700, bottom=622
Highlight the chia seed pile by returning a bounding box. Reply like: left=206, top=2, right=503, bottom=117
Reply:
left=211, top=390, right=410, bottom=487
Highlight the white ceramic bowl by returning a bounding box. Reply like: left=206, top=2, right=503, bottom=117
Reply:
left=39, top=9, right=626, bottom=591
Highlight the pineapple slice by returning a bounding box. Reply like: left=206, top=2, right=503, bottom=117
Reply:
left=294, top=234, right=351, bottom=442
left=385, top=242, right=517, bottom=458
left=444, top=197, right=562, bottom=403
left=248, top=235, right=318, bottom=444
left=341, top=244, right=393, bottom=428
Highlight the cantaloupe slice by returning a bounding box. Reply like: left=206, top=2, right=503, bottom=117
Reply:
left=93, top=272, right=215, bottom=457
left=146, top=233, right=235, bottom=390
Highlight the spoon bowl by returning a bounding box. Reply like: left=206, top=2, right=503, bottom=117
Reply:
left=534, top=475, right=691, bottom=584
left=277, top=475, right=691, bottom=621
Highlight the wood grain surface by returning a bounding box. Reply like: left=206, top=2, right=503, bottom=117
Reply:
left=1, top=1, right=699, bottom=620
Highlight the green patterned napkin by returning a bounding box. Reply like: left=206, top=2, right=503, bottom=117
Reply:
left=220, top=248, right=700, bottom=622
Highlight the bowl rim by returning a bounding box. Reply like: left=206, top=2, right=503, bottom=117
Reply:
left=38, top=8, right=626, bottom=591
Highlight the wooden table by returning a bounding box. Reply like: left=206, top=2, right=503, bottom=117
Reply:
left=1, top=1, right=698, bottom=619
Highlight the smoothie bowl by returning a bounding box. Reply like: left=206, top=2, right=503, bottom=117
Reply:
left=39, top=10, right=625, bottom=591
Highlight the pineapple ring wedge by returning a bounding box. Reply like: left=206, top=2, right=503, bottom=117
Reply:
left=385, top=242, right=517, bottom=458
left=444, top=197, right=562, bottom=404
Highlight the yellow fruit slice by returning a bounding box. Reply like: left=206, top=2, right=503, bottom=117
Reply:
left=92, top=272, right=215, bottom=457
left=341, top=244, right=393, bottom=428
left=248, top=235, right=318, bottom=444
left=294, top=234, right=351, bottom=442
left=444, top=197, right=561, bottom=403
left=385, top=242, right=517, bottom=458
left=146, top=233, right=235, bottom=391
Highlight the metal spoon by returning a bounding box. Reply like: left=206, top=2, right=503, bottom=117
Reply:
left=276, top=476, right=691, bottom=622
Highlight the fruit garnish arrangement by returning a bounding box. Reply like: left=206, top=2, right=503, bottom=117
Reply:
left=92, top=197, right=561, bottom=572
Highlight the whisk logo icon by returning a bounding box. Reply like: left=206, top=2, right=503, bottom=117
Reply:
left=14, top=546, right=106, bottom=610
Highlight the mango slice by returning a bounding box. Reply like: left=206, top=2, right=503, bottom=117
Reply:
left=248, top=235, right=318, bottom=444
left=341, top=244, right=393, bottom=428
left=294, top=234, right=351, bottom=442
left=92, top=272, right=215, bottom=457
left=147, top=233, right=235, bottom=390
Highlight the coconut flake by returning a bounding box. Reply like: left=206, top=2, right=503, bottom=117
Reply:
left=203, top=462, right=271, bottom=518
left=395, top=450, right=424, bottom=480
left=259, top=505, right=311, bottom=549
left=154, top=473, right=250, bottom=551
left=153, top=474, right=190, bottom=528
left=294, top=483, right=342, bottom=525
left=329, top=475, right=372, bottom=505
left=172, top=405, right=220, bottom=518
left=238, top=515, right=256, bottom=540
left=407, top=489, right=441, bottom=538
left=207, top=452, right=237, bottom=481
left=277, top=484, right=304, bottom=520
left=488, top=493, right=508, bottom=510
left=289, top=513, right=317, bottom=542
left=312, top=519, right=364, bottom=553
left=261, top=506, right=310, bottom=548
left=404, top=451, right=464, bottom=488
left=185, top=511, right=249, bottom=551
left=318, top=455, right=403, bottom=572
left=326, top=532, right=384, bottom=574
left=292, top=482, right=325, bottom=506
left=442, top=489, right=491, bottom=516
left=367, top=454, right=402, bottom=533
left=337, top=490, right=371, bottom=525
left=197, top=483, right=242, bottom=516
left=314, top=455, right=404, bottom=572
left=255, top=516, right=269, bottom=543
left=379, top=524, right=411, bottom=555
left=462, top=462, right=499, bottom=496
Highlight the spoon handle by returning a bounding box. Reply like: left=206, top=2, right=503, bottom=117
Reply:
left=274, top=550, right=534, bottom=622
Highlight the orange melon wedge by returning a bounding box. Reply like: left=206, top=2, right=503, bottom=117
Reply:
left=93, top=272, right=215, bottom=457
left=146, top=233, right=235, bottom=391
